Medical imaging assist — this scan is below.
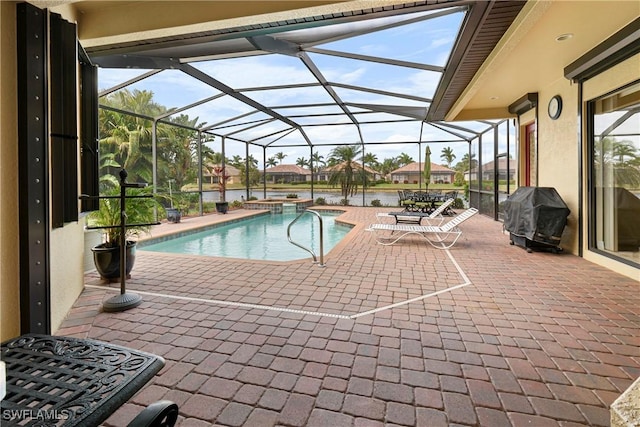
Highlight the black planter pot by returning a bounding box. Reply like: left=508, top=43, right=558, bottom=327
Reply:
left=215, top=201, right=229, bottom=214
left=92, top=241, right=137, bottom=280
left=166, top=208, right=181, bottom=223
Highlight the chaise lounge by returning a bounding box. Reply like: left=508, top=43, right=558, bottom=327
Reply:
left=369, top=207, right=479, bottom=249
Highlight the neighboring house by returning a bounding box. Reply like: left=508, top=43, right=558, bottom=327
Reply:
left=465, top=158, right=516, bottom=182
left=264, top=164, right=311, bottom=183
left=202, top=164, right=242, bottom=185
left=316, top=162, right=381, bottom=181
left=391, top=162, right=456, bottom=184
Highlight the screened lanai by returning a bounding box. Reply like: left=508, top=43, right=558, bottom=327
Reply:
left=88, top=1, right=523, bottom=213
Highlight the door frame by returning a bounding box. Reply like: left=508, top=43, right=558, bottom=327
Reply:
left=523, top=121, right=537, bottom=186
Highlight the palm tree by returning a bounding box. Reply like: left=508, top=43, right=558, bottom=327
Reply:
left=237, top=156, right=261, bottom=187
left=99, top=89, right=166, bottom=186
left=379, top=157, right=400, bottom=180
left=310, top=152, right=325, bottom=173
left=210, top=152, right=226, bottom=165
left=327, top=145, right=366, bottom=199
left=595, top=137, right=640, bottom=187
left=362, top=153, right=379, bottom=170
left=275, top=152, right=287, bottom=164
left=456, top=153, right=478, bottom=172
left=157, top=114, right=214, bottom=193
left=396, top=152, right=414, bottom=167
left=296, top=157, right=309, bottom=168
left=266, top=157, right=278, bottom=168
left=441, top=146, right=456, bottom=168
left=246, top=154, right=259, bottom=168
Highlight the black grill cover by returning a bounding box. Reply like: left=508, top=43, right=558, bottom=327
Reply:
left=503, top=187, right=570, bottom=245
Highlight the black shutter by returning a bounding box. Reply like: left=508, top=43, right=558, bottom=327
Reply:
left=50, top=12, right=78, bottom=226
left=80, top=45, right=100, bottom=212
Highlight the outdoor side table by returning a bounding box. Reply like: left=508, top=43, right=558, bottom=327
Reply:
left=1, top=334, right=165, bottom=426
left=387, top=211, right=433, bottom=225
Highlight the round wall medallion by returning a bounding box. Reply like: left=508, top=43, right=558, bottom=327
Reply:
left=548, top=95, right=562, bottom=120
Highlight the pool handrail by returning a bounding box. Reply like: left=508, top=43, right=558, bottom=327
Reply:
left=287, top=209, right=325, bottom=267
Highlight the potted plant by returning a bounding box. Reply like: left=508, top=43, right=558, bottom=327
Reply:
left=212, top=165, right=230, bottom=214
left=88, top=187, right=158, bottom=280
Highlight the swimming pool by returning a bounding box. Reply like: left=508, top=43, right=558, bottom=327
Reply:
left=139, top=211, right=352, bottom=261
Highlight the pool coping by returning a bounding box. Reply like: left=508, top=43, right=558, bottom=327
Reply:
left=137, top=210, right=271, bottom=248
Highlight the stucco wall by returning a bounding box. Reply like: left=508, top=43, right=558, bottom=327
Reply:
left=537, top=82, right=580, bottom=254
left=582, top=54, right=640, bottom=281
left=0, top=1, right=20, bottom=341
left=50, top=221, right=85, bottom=332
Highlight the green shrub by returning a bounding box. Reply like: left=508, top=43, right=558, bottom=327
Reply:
left=247, top=196, right=258, bottom=201
left=315, top=197, right=326, bottom=205
left=370, top=199, right=382, bottom=207
left=286, top=193, right=298, bottom=198
left=340, top=198, right=349, bottom=206
left=203, top=201, right=216, bottom=213
left=230, top=200, right=243, bottom=209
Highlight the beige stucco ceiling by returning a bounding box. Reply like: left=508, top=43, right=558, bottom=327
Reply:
left=72, top=1, right=358, bottom=44
left=58, top=0, right=639, bottom=123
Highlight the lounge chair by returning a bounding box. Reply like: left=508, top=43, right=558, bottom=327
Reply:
left=369, top=207, right=478, bottom=249
left=376, top=198, right=455, bottom=226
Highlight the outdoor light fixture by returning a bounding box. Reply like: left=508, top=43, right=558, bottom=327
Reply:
left=556, top=33, right=574, bottom=42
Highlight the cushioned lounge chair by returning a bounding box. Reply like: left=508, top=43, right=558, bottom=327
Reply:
left=369, top=207, right=478, bottom=249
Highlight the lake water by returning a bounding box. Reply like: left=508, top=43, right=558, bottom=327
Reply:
left=203, top=189, right=403, bottom=207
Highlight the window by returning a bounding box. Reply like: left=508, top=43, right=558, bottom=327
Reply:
left=589, top=81, right=640, bottom=266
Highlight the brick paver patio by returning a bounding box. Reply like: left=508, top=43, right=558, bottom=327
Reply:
left=58, top=207, right=640, bottom=426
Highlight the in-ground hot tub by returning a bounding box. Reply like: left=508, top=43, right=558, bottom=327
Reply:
left=243, top=198, right=313, bottom=213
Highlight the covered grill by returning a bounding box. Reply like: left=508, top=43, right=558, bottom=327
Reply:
left=503, top=187, right=570, bottom=253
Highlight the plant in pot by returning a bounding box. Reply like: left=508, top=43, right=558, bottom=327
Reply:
left=212, top=165, right=230, bottom=214
left=88, top=187, right=158, bottom=280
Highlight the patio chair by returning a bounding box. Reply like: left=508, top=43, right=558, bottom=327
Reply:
left=129, top=400, right=179, bottom=427
left=399, top=190, right=417, bottom=210
left=369, top=207, right=478, bottom=249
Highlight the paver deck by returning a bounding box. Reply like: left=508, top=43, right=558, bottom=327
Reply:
left=58, top=207, right=640, bottom=426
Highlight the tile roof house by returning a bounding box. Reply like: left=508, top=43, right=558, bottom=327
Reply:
left=264, top=164, right=311, bottom=183
left=466, top=158, right=516, bottom=182
left=391, top=162, right=456, bottom=184
left=317, top=162, right=381, bottom=181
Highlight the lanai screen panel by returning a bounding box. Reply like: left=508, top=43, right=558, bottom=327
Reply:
left=192, top=55, right=317, bottom=88
left=102, top=69, right=220, bottom=111
left=308, top=8, right=464, bottom=67
left=359, top=120, right=423, bottom=143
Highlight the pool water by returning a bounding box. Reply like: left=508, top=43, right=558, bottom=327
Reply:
left=140, top=211, right=352, bottom=261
